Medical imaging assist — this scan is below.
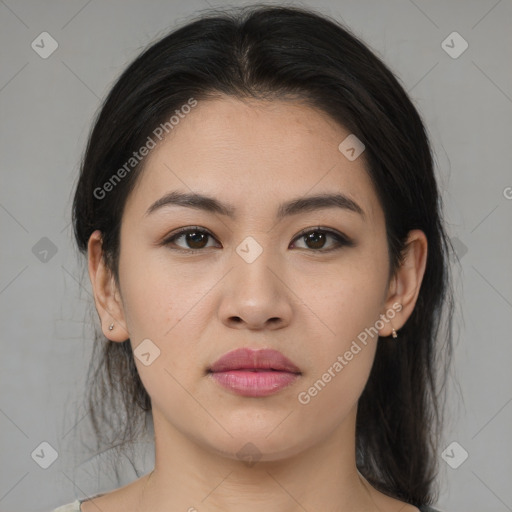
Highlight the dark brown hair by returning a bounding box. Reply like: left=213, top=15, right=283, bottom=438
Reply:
left=72, top=4, right=454, bottom=507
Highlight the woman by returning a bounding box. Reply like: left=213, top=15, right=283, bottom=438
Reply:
left=54, top=4, right=453, bottom=511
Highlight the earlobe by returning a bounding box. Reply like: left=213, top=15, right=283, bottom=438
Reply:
left=87, top=230, right=130, bottom=342
left=380, top=229, right=428, bottom=337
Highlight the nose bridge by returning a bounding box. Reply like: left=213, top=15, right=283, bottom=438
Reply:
left=219, top=233, right=292, bottom=328
left=232, top=232, right=280, bottom=294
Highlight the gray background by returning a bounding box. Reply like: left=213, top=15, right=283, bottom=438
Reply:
left=1, top=0, right=511, bottom=511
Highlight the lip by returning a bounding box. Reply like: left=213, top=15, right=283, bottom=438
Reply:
left=208, top=348, right=301, bottom=397
left=209, top=347, right=301, bottom=373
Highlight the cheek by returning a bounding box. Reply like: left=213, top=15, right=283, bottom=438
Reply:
left=116, top=244, right=216, bottom=391
left=117, top=242, right=209, bottom=339
left=292, top=254, right=387, bottom=418
left=294, top=340, right=377, bottom=440
left=294, top=279, right=384, bottom=429
left=297, top=252, right=388, bottom=346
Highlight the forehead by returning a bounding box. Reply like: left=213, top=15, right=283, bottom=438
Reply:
left=125, top=96, right=381, bottom=226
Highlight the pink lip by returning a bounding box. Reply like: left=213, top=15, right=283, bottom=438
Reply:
left=208, top=348, right=301, bottom=397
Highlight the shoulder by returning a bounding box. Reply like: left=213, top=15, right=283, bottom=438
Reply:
left=51, top=499, right=81, bottom=512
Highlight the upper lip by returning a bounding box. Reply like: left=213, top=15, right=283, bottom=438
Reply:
left=209, top=348, right=301, bottom=373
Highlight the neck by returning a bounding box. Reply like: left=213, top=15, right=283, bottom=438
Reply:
left=138, top=406, right=377, bottom=512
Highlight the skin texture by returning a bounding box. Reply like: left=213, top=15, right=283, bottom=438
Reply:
left=85, top=96, right=427, bottom=512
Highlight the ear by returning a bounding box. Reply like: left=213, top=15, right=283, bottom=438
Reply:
left=87, top=229, right=130, bottom=342
left=379, top=229, right=428, bottom=337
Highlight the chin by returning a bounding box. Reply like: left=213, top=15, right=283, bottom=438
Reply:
left=200, top=424, right=312, bottom=464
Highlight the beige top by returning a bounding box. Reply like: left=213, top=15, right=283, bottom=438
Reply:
left=52, top=494, right=105, bottom=512
left=51, top=500, right=81, bottom=512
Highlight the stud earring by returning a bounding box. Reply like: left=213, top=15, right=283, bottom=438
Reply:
left=108, top=323, right=114, bottom=331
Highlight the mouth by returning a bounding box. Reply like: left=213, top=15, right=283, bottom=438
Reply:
left=208, top=347, right=302, bottom=397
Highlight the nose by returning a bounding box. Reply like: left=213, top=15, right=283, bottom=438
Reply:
left=218, top=246, right=293, bottom=331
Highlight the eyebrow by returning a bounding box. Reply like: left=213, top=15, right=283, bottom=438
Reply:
left=145, top=190, right=365, bottom=221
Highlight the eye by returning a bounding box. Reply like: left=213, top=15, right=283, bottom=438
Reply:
left=162, top=226, right=354, bottom=253
left=162, top=227, right=219, bottom=251
left=290, top=227, right=353, bottom=252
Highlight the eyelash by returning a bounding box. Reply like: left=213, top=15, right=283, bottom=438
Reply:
left=161, top=226, right=354, bottom=254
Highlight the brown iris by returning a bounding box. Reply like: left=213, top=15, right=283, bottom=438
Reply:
left=185, top=231, right=209, bottom=249
left=303, top=231, right=327, bottom=249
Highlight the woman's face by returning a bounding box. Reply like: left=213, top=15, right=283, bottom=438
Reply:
left=107, top=96, right=401, bottom=461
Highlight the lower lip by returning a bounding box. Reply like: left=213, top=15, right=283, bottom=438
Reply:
left=209, top=370, right=300, bottom=397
